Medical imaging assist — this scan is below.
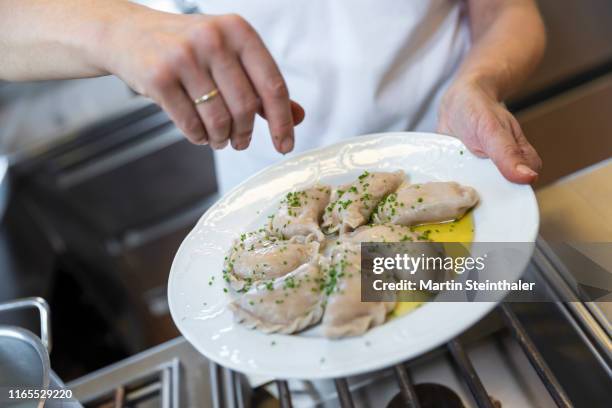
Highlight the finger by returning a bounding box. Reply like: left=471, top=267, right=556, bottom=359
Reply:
left=227, top=25, right=295, bottom=153
left=511, top=120, right=543, bottom=173
left=191, top=75, right=232, bottom=149
left=148, top=69, right=208, bottom=144
left=290, top=100, right=305, bottom=125
left=257, top=100, right=306, bottom=126
left=176, top=53, right=232, bottom=149
left=519, top=140, right=542, bottom=173
left=209, top=54, right=259, bottom=151
left=483, top=124, right=539, bottom=184
left=257, top=99, right=305, bottom=126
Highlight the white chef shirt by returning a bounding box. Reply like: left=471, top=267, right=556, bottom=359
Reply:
left=196, top=0, right=470, bottom=193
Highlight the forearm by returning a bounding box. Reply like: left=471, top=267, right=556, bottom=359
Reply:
left=0, top=0, right=140, bottom=81
left=454, top=0, right=546, bottom=100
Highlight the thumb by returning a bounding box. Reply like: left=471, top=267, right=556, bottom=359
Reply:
left=484, top=128, right=539, bottom=184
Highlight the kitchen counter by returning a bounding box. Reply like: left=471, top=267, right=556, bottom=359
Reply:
left=537, top=158, right=612, bottom=242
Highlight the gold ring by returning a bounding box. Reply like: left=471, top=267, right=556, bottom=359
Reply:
left=194, top=88, right=219, bottom=105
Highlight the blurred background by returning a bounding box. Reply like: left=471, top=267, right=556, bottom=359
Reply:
left=0, top=0, right=611, bottom=382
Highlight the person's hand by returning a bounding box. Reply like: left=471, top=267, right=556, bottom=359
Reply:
left=98, top=8, right=304, bottom=152
left=438, top=79, right=541, bottom=184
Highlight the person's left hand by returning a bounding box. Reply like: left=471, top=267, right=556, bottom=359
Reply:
left=437, top=79, right=541, bottom=184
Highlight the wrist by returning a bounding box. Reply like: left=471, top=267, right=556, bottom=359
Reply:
left=72, top=0, right=145, bottom=75
left=450, top=72, right=504, bottom=102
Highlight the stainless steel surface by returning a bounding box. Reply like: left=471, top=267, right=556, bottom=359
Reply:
left=222, top=365, right=240, bottom=408
left=0, top=297, right=51, bottom=352
left=71, top=358, right=180, bottom=407
left=54, top=123, right=184, bottom=190
left=539, top=241, right=612, bottom=334
left=0, top=298, right=53, bottom=408
left=68, top=337, right=213, bottom=407
left=0, top=157, right=9, bottom=220
left=505, top=253, right=611, bottom=406
left=534, top=241, right=612, bottom=370
left=47, top=371, right=83, bottom=408
left=0, top=327, right=50, bottom=408
left=210, top=362, right=223, bottom=408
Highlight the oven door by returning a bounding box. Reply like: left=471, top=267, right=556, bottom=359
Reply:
left=11, top=104, right=218, bottom=353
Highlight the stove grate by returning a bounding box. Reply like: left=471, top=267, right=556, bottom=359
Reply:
left=393, top=364, right=420, bottom=408
left=447, top=338, right=495, bottom=408
left=499, top=304, right=572, bottom=408
left=212, top=305, right=572, bottom=408
left=81, top=359, right=179, bottom=408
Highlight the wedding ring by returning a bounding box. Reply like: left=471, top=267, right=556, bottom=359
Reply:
left=194, top=88, right=219, bottom=105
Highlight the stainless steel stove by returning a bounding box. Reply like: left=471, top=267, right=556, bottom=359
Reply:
left=63, top=240, right=611, bottom=408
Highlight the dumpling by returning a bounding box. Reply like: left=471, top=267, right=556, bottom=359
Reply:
left=224, top=231, right=319, bottom=291
left=344, top=224, right=421, bottom=243
left=373, top=181, right=478, bottom=226
left=322, top=171, right=404, bottom=234
left=268, top=185, right=331, bottom=241
left=321, top=244, right=396, bottom=338
left=320, top=224, right=420, bottom=259
left=343, top=224, right=447, bottom=292
left=229, top=262, right=325, bottom=334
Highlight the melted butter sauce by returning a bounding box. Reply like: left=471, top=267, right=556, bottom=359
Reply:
left=391, top=211, right=475, bottom=318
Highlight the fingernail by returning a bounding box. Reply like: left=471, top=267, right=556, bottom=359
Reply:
left=281, top=137, right=294, bottom=154
left=516, top=164, right=538, bottom=177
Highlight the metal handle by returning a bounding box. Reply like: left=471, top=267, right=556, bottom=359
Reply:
left=0, top=296, right=52, bottom=352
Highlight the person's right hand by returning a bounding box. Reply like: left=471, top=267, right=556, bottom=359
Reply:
left=99, top=7, right=304, bottom=152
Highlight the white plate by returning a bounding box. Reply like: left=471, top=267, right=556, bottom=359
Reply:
left=168, top=132, right=539, bottom=379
